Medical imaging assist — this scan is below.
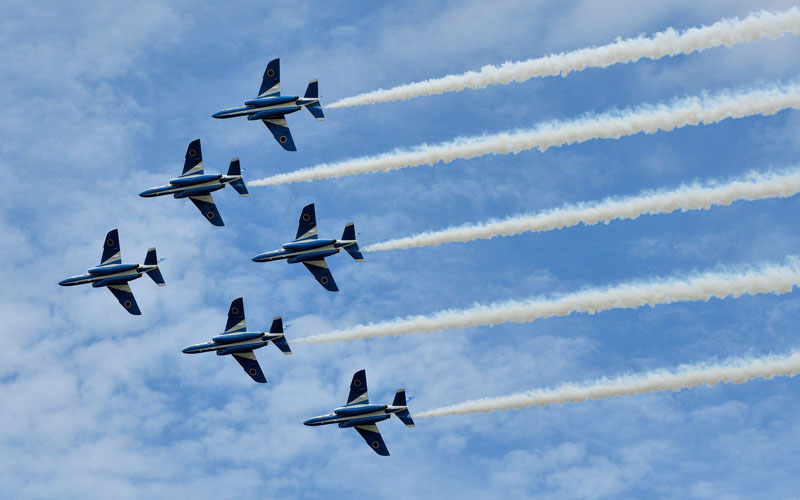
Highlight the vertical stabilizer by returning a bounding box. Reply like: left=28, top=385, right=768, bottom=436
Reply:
left=342, top=223, right=364, bottom=261
left=227, top=158, right=249, bottom=196
left=144, top=248, right=165, bottom=286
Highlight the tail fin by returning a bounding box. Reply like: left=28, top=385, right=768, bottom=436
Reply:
left=269, top=316, right=292, bottom=354
left=393, top=389, right=415, bottom=427
left=227, top=158, right=249, bottom=196
left=304, top=80, right=319, bottom=99
left=144, top=248, right=166, bottom=286
left=341, top=223, right=364, bottom=261
left=304, top=80, right=325, bottom=120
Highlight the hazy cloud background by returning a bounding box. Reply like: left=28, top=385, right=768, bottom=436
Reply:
left=2, top=1, right=800, bottom=498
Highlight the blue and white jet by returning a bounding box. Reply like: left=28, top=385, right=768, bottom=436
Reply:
left=182, top=297, right=291, bottom=383
left=304, top=369, right=415, bottom=456
left=59, top=229, right=165, bottom=315
left=251, top=203, right=363, bottom=292
left=139, top=139, right=249, bottom=226
left=212, top=58, right=324, bottom=151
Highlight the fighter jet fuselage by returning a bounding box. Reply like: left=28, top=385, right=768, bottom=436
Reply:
left=139, top=174, right=240, bottom=198
left=303, top=369, right=414, bottom=456
left=211, top=58, right=324, bottom=151
left=182, top=298, right=291, bottom=383
left=139, top=139, right=249, bottom=226
left=58, top=229, right=165, bottom=315
left=252, top=238, right=358, bottom=264
left=251, top=203, right=364, bottom=292
left=182, top=330, right=285, bottom=357
left=212, top=95, right=319, bottom=121
left=304, top=404, right=408, bottom=428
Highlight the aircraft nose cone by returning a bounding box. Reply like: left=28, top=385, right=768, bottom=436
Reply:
left=303, top=418, right=314, bottom=426
left=181, top=346, right=194, bottom=354
left=252, top=254, right=265, bottom=262
left=58, top=278, right=69, bottom=286
left=212, top=110, right=225, bottom=118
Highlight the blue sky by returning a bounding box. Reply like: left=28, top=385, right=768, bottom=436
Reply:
left=3, top=1, right=800, bottom=498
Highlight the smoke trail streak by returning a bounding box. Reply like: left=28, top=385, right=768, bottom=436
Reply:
left=365, top=169, right=800, bottom=252
left=329, top=9, right=800, bottom=108
left=249, top=85, right=800, bottom=186
left=294, top=261, right=800, bottom=344
left=415, top=350, right=800, bottom=417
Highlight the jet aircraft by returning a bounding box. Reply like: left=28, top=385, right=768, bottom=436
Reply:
left=139, top=139, right=249, bottom=226
left=182, top=297, right=291, bottom=383
left=212, top=58, right=324, bottom=151
left=59, top=229, right=165, bottom=315
left=251, top=203, right=363, bottom=292
left=304, top=369, right=414, bottom=456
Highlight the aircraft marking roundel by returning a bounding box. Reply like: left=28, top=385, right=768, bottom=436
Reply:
left=302, top=214, right=310, bottom=221
left=249, top=369, right=257, bottom=376
left=232, top=308, right=239, bottom=314
left=207, top=212, right=214, bottom=219
left=372, top=441, right=379, bottom=448
left=107, top=239, right=115, bottom=246
left=280, top=136, right=287, bottom=143
left=320, top=277, right=328, bottom=284
left=124, top=301, right=132, bottom=308
left=189, top=149, right=197, bottom=157
left=267, top=69, right=275, bottom=77
left=353, top=379, right=361, bottom=387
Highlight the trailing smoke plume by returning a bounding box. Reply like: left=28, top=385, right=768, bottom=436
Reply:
left=294, top=261, right=800, bottom=344
left=366, top=169, right=800, bottom=252
left=329, top=9, right=800, bottom=108
left=249, top=84, right=800, bottom=186
left=415, top=350, right=800, bottom=417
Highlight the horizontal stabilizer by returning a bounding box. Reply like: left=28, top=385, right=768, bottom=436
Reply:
left=303, top=81, right=324, bottom=120
left=228, top=159, right=249, bottom=196
left=306, top=102, right=324, bottom=120
left=342, top=223, right=364, bottom=261
left=144, top=248, right=166, bottom=286
left=273, top=336, right=292, bottom=355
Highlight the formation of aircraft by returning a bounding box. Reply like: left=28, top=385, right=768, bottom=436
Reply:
left=212, top=58, right=325, bottom=151
left=61, top=58, right=414, bottom=457
left=252, top=203, right=364, bottom=291
left=139, top=139, right=249, bottom=226
left=58, top=229, right=165, bottom=315
left=182, top=297, right=291, bottom=383
left=304, top=369, right=415, bottom=456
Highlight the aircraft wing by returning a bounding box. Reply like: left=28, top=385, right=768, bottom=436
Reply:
left=100, top=228, right=122, bottom=265
left=262, top=118, right=297, bottom=151
left=107, top=283, right=142, bottom=315
left=354, top=424, right=390, bottom=456
left=181, top=139, right=204, bottom=176
left=302, top=260, right=339, bottom=291
left=232, top=352, right=267, bottom=383
left=189, top=194, right=224, bottom=226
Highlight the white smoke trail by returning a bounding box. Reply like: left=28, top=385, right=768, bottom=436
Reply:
left=249, top=84, right=800, bottom=186
left=294, top=261, right=800, bottom=344
left=329, top=8, right=800, bottom=108
left=365, top=169, right=800, bottom=252
left=415, top=350, right=800, bottom=417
